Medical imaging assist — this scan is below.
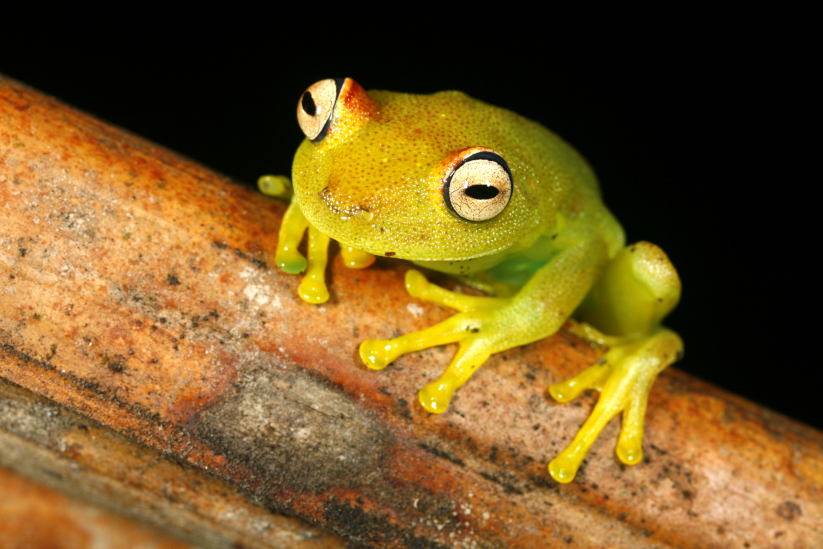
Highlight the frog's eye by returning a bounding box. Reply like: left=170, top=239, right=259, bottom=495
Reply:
left=296, top=78, right=344, bottom=143
left=444, top=151, right=513, bottom=222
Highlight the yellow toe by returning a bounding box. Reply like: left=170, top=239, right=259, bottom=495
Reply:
left=405, top=269, right=428, bottom=298
left=418, top=381, right=455, bottom=414
left=548, top=453, right=582, bottom=484
left=616, top=438, right=643, bottom=465
left=276, top=250, right=307, bottom=274
left=359, top=339, right=398, bottom=370
left=298, top=275, right=329, bottom=303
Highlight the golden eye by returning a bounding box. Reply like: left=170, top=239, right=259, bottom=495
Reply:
left=444, top=152, right=513, bottom=222
left=296, top=78, right=342, bottom=142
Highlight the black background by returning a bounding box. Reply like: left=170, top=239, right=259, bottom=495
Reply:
left=2, top=9, right=819, bottom=429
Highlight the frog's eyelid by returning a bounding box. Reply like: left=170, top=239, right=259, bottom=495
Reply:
left=444, top=151, right=514, bottom=222
left=296, top=78, right=347, bottom=143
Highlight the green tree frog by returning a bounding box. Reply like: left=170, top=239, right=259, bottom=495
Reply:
left=259, top=78, right=683, bottom=483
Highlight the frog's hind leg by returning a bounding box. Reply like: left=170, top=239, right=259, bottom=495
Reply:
left=360, top=269, right=510, bottom=412
left=548, top=242, right=683, bottom=483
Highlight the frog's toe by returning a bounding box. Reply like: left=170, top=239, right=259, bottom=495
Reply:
left=418, top=337, right=493, bottom=414
left=616, top=428, right=644, bottom=465
left=298, top=274, right=329, bottom=303
left=404, top=269, right=508, bottom=313
left=548, top=452, right=583, bottom=484
left=359, top=311, right=475, bottom=371
left=548, top=359, right=612, bottom=402
left=294, top=226, right=331, bottom=304
left=548, top=387, right=622, bottom=483
left=418, top=381, right=455, bottom=414
left=360, top=338, right=401, bottom=370
left=341, top=246, right=375, bottom=269
left=404, top=269, right=429, bottom=298
left=277, top=250, right=307, bottom=274
left=257, top=175, right=293, bottom=198
left=615, top=380, right=651, bottom=465
left=276, top=197, right=309, bottom=274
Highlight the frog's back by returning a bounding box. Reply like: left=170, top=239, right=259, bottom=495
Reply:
left=370, top=88, right=605, bottom=227
left=381, top=88, right=623, bottom=259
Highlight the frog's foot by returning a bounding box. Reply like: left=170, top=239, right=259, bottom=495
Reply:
left=275, top=199, right=331, bottom=303
left=360, top=269, right=511, bottom=413
left=547, top=328, right=683, bottom=483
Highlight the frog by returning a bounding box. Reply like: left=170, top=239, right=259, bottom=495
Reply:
left=259, top=77, right=683, bottom=483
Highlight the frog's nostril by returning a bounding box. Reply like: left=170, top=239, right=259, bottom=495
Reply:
left=301, top=92, right=317, bottom=116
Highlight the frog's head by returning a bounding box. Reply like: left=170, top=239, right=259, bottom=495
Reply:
left=291, top=78, right=568, bottom=262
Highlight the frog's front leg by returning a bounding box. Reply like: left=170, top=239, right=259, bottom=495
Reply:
left=268, top=184, right=375, bottom=304
left=548, top=242, right=683, bottom=483
left=274, top=198, right=331, bottom=303
left=361, top=241, right=608, bottom=414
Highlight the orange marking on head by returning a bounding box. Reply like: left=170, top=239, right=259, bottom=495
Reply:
left=338, top=78, right=378, bottom=119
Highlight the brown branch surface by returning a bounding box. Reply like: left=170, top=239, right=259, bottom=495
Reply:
left=0, top=377, right=346, bottom=549
left=0, top=462, right=194, bottom=549
left=1, top=74, right=821, bottom=548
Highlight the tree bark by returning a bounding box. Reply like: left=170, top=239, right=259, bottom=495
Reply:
left=1, top=74, right=821, bottom=548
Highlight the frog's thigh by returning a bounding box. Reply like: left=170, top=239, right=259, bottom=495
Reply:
left=575, top=241, right=681, bottom=338
left=552, top=241, right=681, bottom=402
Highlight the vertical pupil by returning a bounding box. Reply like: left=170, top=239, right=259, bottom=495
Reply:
left=302, top=92, right=317, bottom=116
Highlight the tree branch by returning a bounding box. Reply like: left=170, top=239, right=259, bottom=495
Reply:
left=1, top=74, right=820, bottom=548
